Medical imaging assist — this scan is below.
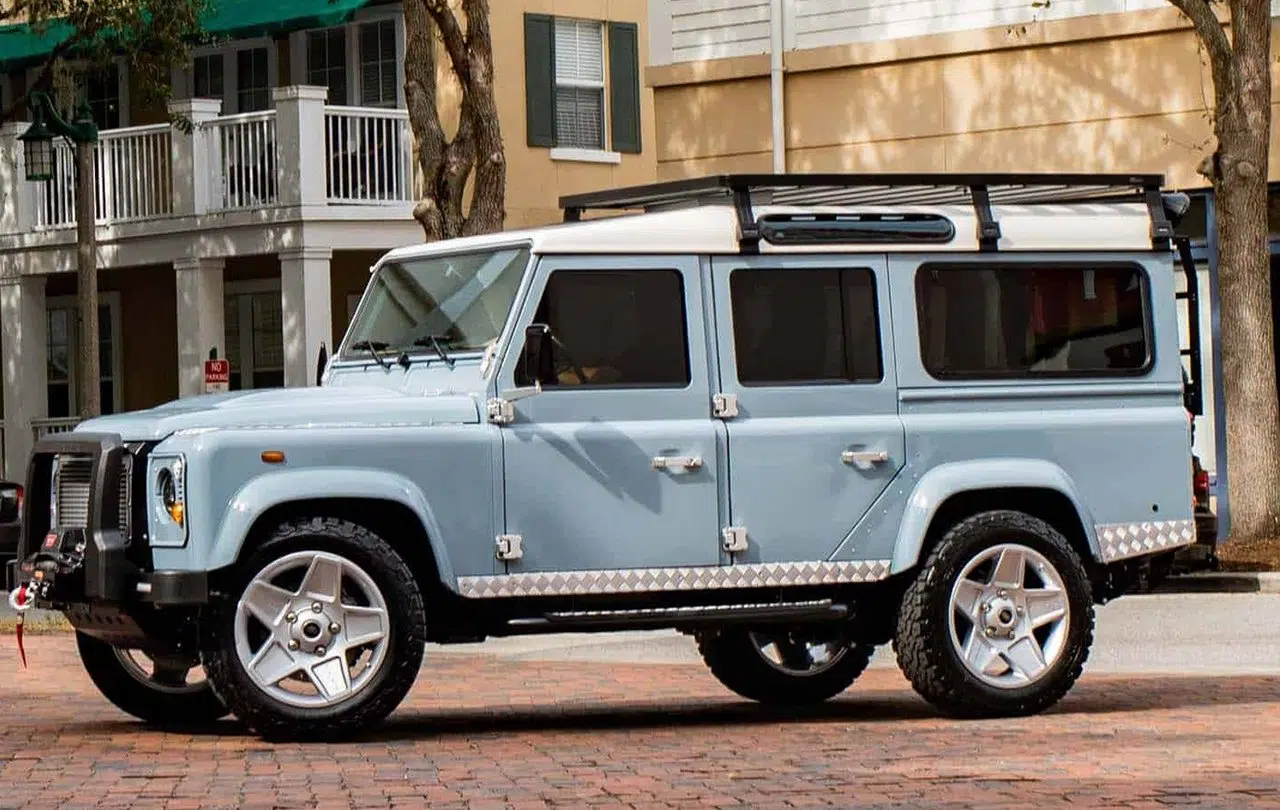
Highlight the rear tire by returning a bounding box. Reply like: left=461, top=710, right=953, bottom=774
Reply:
left=76, top=631, right=229, bottom=726
left=697, top=626, right=875, bottom=705
left=201, top=517, right=426, bottom=741
left=893, top=509, right=1094, bottom=718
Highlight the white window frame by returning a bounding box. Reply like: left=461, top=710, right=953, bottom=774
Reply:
left=46, top=292, right=125, bottom=415
left=289, top=3, right=405, bottom=108
left=548, top=17, right=620, bottom=164
left=225, top=278, right=284, bottom=390
left=179, top=37, right=279, bottom=115
left=25, top=56, right=130, bottom=128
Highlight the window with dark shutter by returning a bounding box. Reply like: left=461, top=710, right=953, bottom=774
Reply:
left=359, top=19, right=397, bottom=108
left=306, top=27, right=348, bottom=106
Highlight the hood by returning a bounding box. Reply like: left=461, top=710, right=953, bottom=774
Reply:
left=73, top=384, right=482, bottom=442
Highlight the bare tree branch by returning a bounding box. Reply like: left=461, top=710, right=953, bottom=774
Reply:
left=422, top=0, right=472, bottom=88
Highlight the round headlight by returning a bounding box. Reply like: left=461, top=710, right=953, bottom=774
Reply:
left=157, top=468, right=176, bottom=508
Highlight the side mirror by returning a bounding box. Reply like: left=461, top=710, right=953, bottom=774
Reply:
left=521, top=323, right=550, bottom=384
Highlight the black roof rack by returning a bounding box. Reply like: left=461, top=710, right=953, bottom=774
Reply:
left=558, top=172, right=1178, bottom=253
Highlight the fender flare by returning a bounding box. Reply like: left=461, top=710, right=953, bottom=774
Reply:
left=889, top=459, right=1100, bottom=574
left=204, top=467, right=456, bottom=588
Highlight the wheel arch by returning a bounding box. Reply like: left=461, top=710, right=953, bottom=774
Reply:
left=890, top=460, right=1101, bottom=577
left=206, top=469, right=457, bottom=598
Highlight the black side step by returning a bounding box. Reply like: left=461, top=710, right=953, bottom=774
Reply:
left=505, top=599, right=850, bottom=633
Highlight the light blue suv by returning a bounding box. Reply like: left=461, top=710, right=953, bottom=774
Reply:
left=7, top=173, right=1208, bottom=740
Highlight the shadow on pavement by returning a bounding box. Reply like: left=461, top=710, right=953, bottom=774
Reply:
left=49, top=673, right=1280, bottom=742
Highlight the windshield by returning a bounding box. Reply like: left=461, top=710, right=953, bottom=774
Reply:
left=342, top=246, right=531, bottom=358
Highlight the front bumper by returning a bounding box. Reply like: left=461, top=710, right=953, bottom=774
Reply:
left=4, top=432, right=208, bottom=608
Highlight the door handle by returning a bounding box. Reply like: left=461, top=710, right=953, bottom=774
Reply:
left=842, top=449, right=889, bottom=465
left=652, top=455, right=704, bottom=471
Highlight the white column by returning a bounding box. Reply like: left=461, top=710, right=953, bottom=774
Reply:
left=272, top=85, right=329, bottom=208
left=280, top=247, right=332, bottom=388
left=168, top=97, right=224, bottom=217
left=1, top=276, right=48, bottom=479
left=175, top=257, right=226, bottom=398
left=0, top=122, right=38, bottom=234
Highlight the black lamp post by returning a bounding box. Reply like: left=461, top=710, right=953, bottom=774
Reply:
left=20, top=90, right=102, bottom=418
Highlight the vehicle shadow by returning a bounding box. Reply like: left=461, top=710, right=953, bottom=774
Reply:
left=50, top=673, right=1280, bottom=742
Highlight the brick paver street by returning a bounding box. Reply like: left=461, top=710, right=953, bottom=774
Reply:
left=3, top=631, right=1280, bottom=809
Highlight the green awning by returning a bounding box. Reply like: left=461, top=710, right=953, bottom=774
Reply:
left=0, top=0, right=374, bottom=72
left=201, top=0, right=374, bottom=40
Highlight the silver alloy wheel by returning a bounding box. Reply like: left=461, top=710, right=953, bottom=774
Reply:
left=748, top=630, right=850, bottom=677
left=112, top=649, right=209, bottom=695
left=233, top=550, right=391, bottom=710
left=947, top=542, right=1070, bottom=689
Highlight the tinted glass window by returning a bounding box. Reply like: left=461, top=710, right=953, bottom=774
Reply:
left=518, top=269, right=690, bottom=388
left=916, top=264, right=1150, bottom=378
left=729, top=267, right=882, bottom=385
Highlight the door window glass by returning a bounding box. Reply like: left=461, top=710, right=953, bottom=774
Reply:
left=517, top=269, right=690, bottom=388
left=729, top=267, right=882, bottom=385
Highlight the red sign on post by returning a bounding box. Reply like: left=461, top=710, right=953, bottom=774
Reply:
left=204, top=358, right=230, bottom=394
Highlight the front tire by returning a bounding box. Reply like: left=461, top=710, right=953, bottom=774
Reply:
left=893, top=510, right=1094, bottom=718
left=697, top=626, right=876, bottom=705
left=76, top=631, right=229, bottom=726
left=202, top=517, right=426, bottom=740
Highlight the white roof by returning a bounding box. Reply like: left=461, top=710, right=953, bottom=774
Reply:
left=379, top=201, right=1157, bottom=263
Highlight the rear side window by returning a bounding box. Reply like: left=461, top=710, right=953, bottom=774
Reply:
left=517, top=268, right=691, bottom=388
left=915, top=263, right=1151, bottom=378
left=729, top=267, right=883, bottom=385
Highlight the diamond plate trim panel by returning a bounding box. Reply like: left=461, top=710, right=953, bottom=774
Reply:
left=456, top=560, right=894, bottom=599
left=1096, top=519, right=1197, bottom=563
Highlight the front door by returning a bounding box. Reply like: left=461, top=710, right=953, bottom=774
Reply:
left=710, top=254, right=905, bottom=564
left=495, top=255, right=724, bottom=574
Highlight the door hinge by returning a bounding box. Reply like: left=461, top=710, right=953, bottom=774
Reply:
left=722, top=526, right=748, bottom=553
left=486, top=397, right=515, bottom=425
left=712, top=392, right=739, bottom=419
left=496, top=534, right=524, bottom=561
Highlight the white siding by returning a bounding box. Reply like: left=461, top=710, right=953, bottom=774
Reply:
left=670, top=0, right=773, bottom=62
left=651, top=0, right=1280, bottom=65
left=791, top=0, right=1153, bottom=52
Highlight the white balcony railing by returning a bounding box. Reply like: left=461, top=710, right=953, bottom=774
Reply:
left=206, top=111, right=280, bottom=212
left=35, top=124, right=174, bottom=229
left=4, top=86, right=422, bottom=236
left=32, top=417, right=81, bottom=440
left=324, top=106, right=414, bottom=204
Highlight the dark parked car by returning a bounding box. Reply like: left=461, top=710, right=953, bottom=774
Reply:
left=0, top=480, right=22, bottom=568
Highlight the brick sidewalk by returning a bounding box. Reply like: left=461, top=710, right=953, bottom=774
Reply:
left=3, top=633, right=1280, bottom=809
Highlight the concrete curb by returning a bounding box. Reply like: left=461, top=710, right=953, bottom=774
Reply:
left=1155, top=572, right=1280, bottom=594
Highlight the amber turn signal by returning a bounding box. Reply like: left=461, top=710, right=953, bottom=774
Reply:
left=261, top=450, right=286, bottom=464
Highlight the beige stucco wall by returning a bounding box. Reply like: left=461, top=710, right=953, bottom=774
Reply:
left=651, top=6, right=1280, bottom=190
left=454, top=0, right=658, bottom=229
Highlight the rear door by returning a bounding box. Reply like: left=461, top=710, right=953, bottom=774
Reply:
left=709, top=254, right=904, bottom=564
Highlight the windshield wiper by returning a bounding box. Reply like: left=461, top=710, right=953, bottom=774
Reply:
left=412, top=334, right=456, bottom=368
left=349, top=339, right=391, bottom=370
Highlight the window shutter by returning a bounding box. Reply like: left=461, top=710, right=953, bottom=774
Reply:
left=607, top=22, right=641, bottom=154
left=524, top=13, right=556, bottom=148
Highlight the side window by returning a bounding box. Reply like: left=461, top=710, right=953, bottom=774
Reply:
left=517, top=269, right=691, bottom=388
left=916, top=264, right=1150, bottom=378
left=729, top=267, right=883, bottom=385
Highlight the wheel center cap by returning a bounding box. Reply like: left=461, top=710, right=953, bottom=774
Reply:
left=983, top=596, right=1019, bottom=633
left=287, top=602, right=339, bottom=651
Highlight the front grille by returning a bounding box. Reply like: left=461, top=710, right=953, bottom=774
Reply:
left=53, top=454, right=132, bottom=535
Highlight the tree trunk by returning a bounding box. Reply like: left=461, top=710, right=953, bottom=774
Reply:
left=1211, top=0, right=1280, bottom=542
left=404, top=0, right=506, bottom=242
left=75, top=140, right=100, bottom=419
